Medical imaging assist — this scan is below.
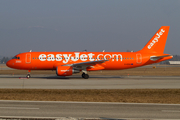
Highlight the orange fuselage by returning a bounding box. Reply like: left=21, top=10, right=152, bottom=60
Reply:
left=6, top=51, right=172, bottom=71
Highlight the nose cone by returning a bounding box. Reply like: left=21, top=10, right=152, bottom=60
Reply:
left=6, top=60, right=13, bottom=68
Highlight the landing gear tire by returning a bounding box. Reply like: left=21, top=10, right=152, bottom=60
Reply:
left=26, top=74, right=31, bottom=78
left=82, top=73, right=85, bottom=78
left=82, top=73, right=89, bottom=79
left=84, top=74, right=89, bottom=79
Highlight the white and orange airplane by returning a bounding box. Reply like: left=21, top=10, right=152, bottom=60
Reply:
left=6, top=26, right=173, bottom=79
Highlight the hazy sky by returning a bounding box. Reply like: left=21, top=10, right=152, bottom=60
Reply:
left=0, top=0, right=180, bottom=56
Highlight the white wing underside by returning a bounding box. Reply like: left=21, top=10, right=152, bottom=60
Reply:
left=62, top=60, right=108, bottom=69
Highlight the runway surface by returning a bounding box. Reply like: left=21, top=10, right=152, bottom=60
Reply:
left=0, top=100, right=180, bottom=119
left=0, top=75, right=180, bottom=89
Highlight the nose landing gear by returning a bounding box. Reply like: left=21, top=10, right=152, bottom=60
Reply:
left=26, top=74, right=31, bottom=78
left=26, top=70, right=31, bottom=78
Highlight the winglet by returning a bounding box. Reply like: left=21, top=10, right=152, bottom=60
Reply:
left=139, top=26, right=170, bottom=54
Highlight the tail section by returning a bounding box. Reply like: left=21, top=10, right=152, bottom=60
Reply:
left=139, top=26, right=170, bottom=54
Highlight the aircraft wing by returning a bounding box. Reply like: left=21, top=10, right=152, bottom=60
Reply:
left=62, top=60, right=108, bottom=67
left=150, top=55, right=173, bottom=61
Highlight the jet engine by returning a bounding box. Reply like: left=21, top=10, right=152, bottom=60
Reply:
left=56, top=66, right=79, bottom=76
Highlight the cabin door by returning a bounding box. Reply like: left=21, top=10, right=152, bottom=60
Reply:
left=136, top=53, right=142, bottom=64
left=26, top=53, right=31, bottom=63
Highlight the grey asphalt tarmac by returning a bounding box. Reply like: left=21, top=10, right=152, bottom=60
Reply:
left=0, top=75, right=180, bottom=89
left=0, top=100, right=180, bottom=119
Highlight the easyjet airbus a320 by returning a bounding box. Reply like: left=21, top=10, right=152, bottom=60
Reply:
left=6, top=26, right=173, bottom=79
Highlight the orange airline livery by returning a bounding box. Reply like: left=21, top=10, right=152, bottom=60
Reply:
left=6, top=26, right=173, bottom=79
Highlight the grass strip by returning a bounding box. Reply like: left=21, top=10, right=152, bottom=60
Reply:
left=0, top=89, right=179, bottom=104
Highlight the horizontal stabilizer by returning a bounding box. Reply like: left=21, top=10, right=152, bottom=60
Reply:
left=150, top=55, right=173, bottom=61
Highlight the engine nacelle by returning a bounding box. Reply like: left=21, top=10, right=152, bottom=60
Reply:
left=56, top=66, right=73, bottom=76
left=56, top=66, right=80, bottom=76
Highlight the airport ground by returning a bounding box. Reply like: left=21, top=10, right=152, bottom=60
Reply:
left=0, top=89, right=179, bottom=104
left=0, top=64, right=180, bottom=104
left=1, top=64, right=180, bottom=76
left=0, top=64, right=180, bottom=119
left=0, top=101, right=180, bottom=119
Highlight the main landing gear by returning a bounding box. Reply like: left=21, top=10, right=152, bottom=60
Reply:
left=82, top=72, right=89, bottom=79
left=26, top=70, right=31, bottom=78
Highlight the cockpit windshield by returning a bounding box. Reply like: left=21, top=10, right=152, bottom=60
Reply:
left=12, top=56, right=20, bottom=59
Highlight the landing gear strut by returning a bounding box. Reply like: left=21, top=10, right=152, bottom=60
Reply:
left=82, top=73, right=89, bottom=79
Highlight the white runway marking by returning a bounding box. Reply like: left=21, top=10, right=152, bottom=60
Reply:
left=0, top=107, right=39, bottom=110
